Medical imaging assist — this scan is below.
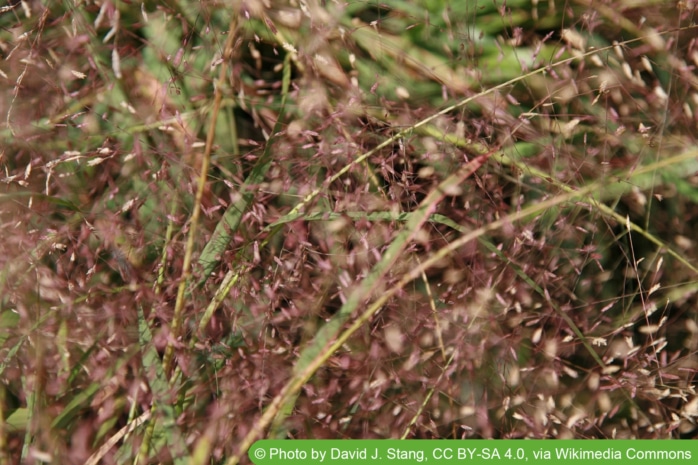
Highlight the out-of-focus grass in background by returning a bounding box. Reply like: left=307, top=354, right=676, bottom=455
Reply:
left=1, top=0, right=698, bottom=463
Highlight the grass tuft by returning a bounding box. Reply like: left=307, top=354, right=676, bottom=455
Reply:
left=2, top=0, right=698, bottom=462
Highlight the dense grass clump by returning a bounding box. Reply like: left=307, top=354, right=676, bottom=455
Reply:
left=1, top=0, right=698, bottom=463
